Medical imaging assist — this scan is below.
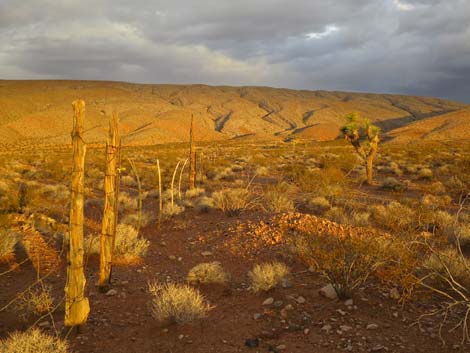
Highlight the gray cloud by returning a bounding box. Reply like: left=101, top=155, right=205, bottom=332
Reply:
left=0, top=0, right=469, bottom=102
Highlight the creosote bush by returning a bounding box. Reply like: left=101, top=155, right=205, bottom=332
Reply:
left=212, top=188, right=254, bottom=216
left=0, top=329, right=68, bottom=353
left=187, top=262, right=229, bottom=285
left=148, top=282, right=213, bottom=324
left=249, top=262, right=290, bottom=293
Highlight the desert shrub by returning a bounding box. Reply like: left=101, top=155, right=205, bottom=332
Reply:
left=418, top=168, right=433, bottom=180
left=195, top=196, right=215, bottom=213
left=282, top=165, right=344, bottom=196
left=40, top=184, right=69, bottom=201
left=14, top=285, right=54, bottom=318
left=262, top=182, right=295, bottom=213
left=118, top=192, right=137, bottom=211
left=0, top=329, right=68, bottom=353
left=349, top=211, right=371, bottom=227
left=121, top=174, right=137, bottom=187
left=290, top=229, right=387, bottom=298
left=249, top=262, right=290, bottom=293
left=85, top=224, right=149, bottom=262
left=212, top=188, right=254, bottom=216
left=214, top=167, right=235, bottom=181
left=121, top=212, right=152, bottom=229
left=372, top=201, right=415, bottom=233
left=0, top=229, right=19, bottom=259
left=308, top=196, right=331, bottom=214
left=255, top=166, right=269, bottom=176
left=423, top=248, right=470, bottom=293
left=324, top=206, right=349, bottom=225
left=421, top=194, right=452, bottom=208
left=148, top=282, right=213, bottom=324
left=381, top=177, right=407, bottom=191
left=456, top=223, right=470, bottom=249
left=289, top=223, right=420, bottom=299
left=187, top=262, right=229, bottom=285
left=162, top=203, right=184, bottom=217
left=185, top=188, right=205, bottom=199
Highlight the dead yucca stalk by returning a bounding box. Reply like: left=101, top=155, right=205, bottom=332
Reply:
left=65, top=99, right=90, bottom=327
left=127, top=158, right=142, bottom=233
left=99, top=111, right=119, bottom=289
left=189, top=114, right=196, bottom=190
left=178, top=158, right=188, bottom=200
left=156, top=159, right=162, bottom=229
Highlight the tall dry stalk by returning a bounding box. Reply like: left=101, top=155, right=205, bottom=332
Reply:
left=128, top=158, right=142, bottom=233
left=171, top=160, right=182, bottom=208
left=65, top=99, right=90, bottom=327
left=189, top=114, right=196, bottom=190
left=99, top=111, right=119, bottom=289
left=178, top=158, right=188, bottom=200
left=156, top=159, right=162, bottom=229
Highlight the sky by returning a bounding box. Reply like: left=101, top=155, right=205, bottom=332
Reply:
left=0, top=0, right=469, bottom=102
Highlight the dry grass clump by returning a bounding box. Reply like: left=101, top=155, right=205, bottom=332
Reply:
left=418, top=168, right=433, bottom=180
left=255, top=166, right=269, bottom=176
left=195, top=196, right=215, bottom=213
left=118, top=192, right=138, bottom=211
left=148, top=282, right=213, bottom=324
left=212, top=188, right=254, bottom=216
left=381, top=177, right=407, bottom=191
left=85, top=224, right=149, bottom=263
left=0, top=329, right=68, bottom=353
left=39, top=184, right=69, bottom=201
left=372, top=201, right=415, bottom=233
left=308, top=196, right=331, bottom=214
left=0, top=229, right=19, bottom=259
left=162, top=203, right=184, bottom=217
left=249, top=262, right=290, bottom=293
left=187, top=262, right=229, bottom=285
left=14, top=285, right=54, bottom=318
left=185, top=187, right=205, bottom=199
left=262, top=182, right=295, bottom=213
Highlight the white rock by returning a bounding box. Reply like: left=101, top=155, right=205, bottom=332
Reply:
left=105, top=289, right=118, bottom=296
left=367, top=323, right=379, bottom=330
left=262, top=297, right=274, bottom=305
left=319, top=284, right=338, bottom=300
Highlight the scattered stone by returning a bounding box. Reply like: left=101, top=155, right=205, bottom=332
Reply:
left=274, top=300, right=284, bottom=308
left=284, top=304, right=294, bottom=311
left=303, top=328, right=310, bottom=335
left=321, top=324, right=332, bottom=332
left=105, top=289, right=118, bottom=296
left=344, top=299, right=353, bottom=306
left=340, top=325, right=353, bottom=332
left=263, top=297, right=274, bottom=305
left=201, top=251, right=212, bottom=257
left=337, top=309, right=347, bottom=316
left=371, top=344, right=385, bottom=351
left=367, top=323, right=379, bottom=330
left=392, top=312, right=399, bottom=318
left=178, top=334, right=184, bottom=340
left=281, top=278, right=293, bottom=288
left=253, top=313, right=262, bottom=320
left=168, top=255, right=176, bottom=260
left=296, top=296, right=306, bottom=304
left=276, top=344, right=287, bottom=350
left=319, top=284, right=338, bottom=300
left=244, top=338, right=260, bottom=348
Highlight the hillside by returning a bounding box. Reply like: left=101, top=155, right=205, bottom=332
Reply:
left=0, top=80, right=468, bottom=148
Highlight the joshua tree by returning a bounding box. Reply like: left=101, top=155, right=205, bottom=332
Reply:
left=340, top=112, right=380, bottom=185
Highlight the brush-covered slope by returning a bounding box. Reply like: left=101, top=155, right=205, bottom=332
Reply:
left=0, top=80, right=468, bottom=148
left=387, top=110, right=470, bottom=143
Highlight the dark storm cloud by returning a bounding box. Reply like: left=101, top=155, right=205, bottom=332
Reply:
left=0, top=0, right=469, bottom=102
